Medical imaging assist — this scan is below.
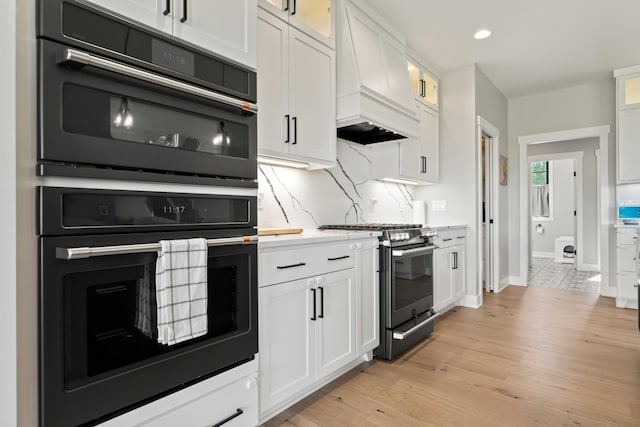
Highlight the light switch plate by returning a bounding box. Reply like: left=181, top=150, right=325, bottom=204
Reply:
left=432, top=200, right=446, bottom=212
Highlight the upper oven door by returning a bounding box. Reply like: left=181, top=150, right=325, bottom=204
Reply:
left=38, top=39, right=257, bottom=181
left=387, top=245, right=434, bottom=328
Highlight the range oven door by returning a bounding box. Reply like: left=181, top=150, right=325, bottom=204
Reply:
left=386, top=245, right=435, bottom=328
left=39, top=38, right=257, bottom=181
left=39, top=230, right=257, bottom=426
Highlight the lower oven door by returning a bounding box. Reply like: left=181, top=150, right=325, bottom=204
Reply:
left=39, top=39, right=257, bottom=181
left=386, top=245, right=434, bottom=328
left=39, top=231, right=257, bottom=426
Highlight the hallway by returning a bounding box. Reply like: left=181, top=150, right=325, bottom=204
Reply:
left=528, top=257, right=600, bottom=293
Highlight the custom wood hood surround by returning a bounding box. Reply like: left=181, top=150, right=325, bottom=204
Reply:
left=335, top=0, right=419, bottom=143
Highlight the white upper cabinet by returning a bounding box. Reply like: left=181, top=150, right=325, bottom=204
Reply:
left=259, top=0, right=334, bottom=48
left=615, top=66, right=640, bottom=183
left=371, top=101, right=439, bottom=185
left=408, top=56, right=439, bottom=111
left=257, top=8, right=336, bottom=168
left=83, top=0, right=257, bottom=69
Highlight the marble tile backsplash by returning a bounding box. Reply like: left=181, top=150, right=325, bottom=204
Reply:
left=258, top=141, right=416, bottom=229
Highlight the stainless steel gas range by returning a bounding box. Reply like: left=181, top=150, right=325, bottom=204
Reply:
left=319, top=224, right=438, bottom=360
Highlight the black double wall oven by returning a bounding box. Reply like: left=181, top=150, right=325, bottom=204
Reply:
left=37, top=2, right=259, bottom=426
left=38, top=0, right=257, bottom=182
left=39, top=188, right=258, bottom=426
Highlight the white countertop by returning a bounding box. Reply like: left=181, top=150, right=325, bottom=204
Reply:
left=259, top=229, right=382, bottom=249
left=428, top=224, right=467, bottom=231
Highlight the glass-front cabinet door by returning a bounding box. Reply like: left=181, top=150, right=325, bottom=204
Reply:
left=407, top=58, right=439, bottom=111
left=619, top=73, right=640, bottom=109
left=260, top=0, right=333, bottom=47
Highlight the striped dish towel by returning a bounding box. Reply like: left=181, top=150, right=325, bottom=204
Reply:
left=155, top=238, right=208, bottom=345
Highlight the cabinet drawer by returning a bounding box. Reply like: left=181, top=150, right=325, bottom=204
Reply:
left=434, top=228, right=466, bottom=248
left=617, top=231, right=638, bottom=246
left=99, top=362, right=259, bottom=427
left=260, top=242, right=356, bottom=286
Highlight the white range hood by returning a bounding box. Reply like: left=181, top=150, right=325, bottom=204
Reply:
left=336, top=0, right=419, bottom=144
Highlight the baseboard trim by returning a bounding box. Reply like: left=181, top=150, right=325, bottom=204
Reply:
left=459, top=294, right=481, bottom=309
left=532, top=251, right=554, bottom=259
left=508, top=275, right=527, bottom=286
left=578, top=263, right=600, bottom=272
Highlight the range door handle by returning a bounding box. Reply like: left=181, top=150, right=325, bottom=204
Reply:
left=57, top=235, right=258, bottom=260
left=55, top=48, right=258, bottom=113
left=392, top=245, right=436, bottom=257
left=392, top=312, right=440, bottom=340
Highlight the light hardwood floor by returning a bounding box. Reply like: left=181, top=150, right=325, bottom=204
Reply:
left=263, top=286, right=640, bottom=426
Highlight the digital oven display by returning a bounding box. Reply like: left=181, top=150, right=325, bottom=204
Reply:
left=151, top=38, right=195, bottom=76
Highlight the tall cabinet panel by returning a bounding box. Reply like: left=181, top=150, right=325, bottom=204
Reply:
left=257, top=7, right=336, bottom=168
left=288, top=28, right=336, bottom=163
left=257, top=12, right=289, bottom=155
left=615, top=66, right=640, bottom=183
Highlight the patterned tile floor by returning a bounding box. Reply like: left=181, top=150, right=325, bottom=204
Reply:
left=528, top=257, right=601, bottom=294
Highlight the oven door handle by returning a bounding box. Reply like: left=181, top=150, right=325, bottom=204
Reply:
left=56, top=235, right=258, bottom=260
left=392, top=312, right=441, bottom=340
left=391, top=245, right=436, bottom=257
left=56, top=48, right=258, bottom=114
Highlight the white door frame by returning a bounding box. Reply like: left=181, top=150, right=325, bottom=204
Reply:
left=518, top=125, right=611, bottom=296
left=528, top=152, right=584, bottom=268
left=476, top=116, right=500, bottom=296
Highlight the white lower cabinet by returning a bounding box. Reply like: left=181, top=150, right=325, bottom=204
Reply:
left=98, top=359, right=259, bottom=427
left=258, top=236, right=379, bottom=421
left=433, top=227, right=466, bottom=312
left=616, top=228, right=639, bottom=308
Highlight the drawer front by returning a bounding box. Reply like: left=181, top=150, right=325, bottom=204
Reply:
left=434, top=228, right=466, bottom=248
left=260, top=242, right=356, bottom=286
left=617, top=231, right=638, bottom=246
left=99, top=362, right=259, bottom=427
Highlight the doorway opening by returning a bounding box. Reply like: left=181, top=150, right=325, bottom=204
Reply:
left=518, top=126, right=611, bottom=297
left=477, top=116, right=500, bottom=297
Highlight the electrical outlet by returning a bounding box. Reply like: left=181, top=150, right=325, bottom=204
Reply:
left=370, top=198, right=378, bottom=212
left=432, top=200, right=446, bottom=212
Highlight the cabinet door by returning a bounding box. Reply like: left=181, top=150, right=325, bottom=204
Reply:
left=617, top=245, right=637, bottom=272
left=257, top=11, right=290, bottom=158
left=618, top=108, right=640, bottom=182
left=399, top=138, right=423, bottom=180
left=433, top=247, right=453, bottom=311
left=420, top=106, right=439, bottom=182
left=83, top=0, right=173, bottom=34
left=356, top=240, right=379, bottom=355
left=315, top=269, right=356, bottom=380
left=173, top=0, right=257, bottom=69
left=288, top=27, right=336, bottom=164
left=289, top=0, right=333, bottom=46
left=452, top=245, right=466, bottom=300
left=259, top=279, right=315, bottom=413
left=617, top=272, right=638, bottom=300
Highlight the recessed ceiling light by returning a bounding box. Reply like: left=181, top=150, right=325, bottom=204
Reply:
left=474, top=29, right=491, bottom=40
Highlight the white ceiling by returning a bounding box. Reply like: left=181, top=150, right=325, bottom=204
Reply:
left=365, top=0, right=640, bottom=98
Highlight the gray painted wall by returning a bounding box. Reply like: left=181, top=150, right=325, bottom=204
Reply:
left=416, top=65, right=478, bottom=301
left=475, top=67, right=510, bottom=287
left=507, top=76, right=615, bottom=281
left=530, top=159, right=576, bottom=256
left=1, top=0, right=16, bottom=424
